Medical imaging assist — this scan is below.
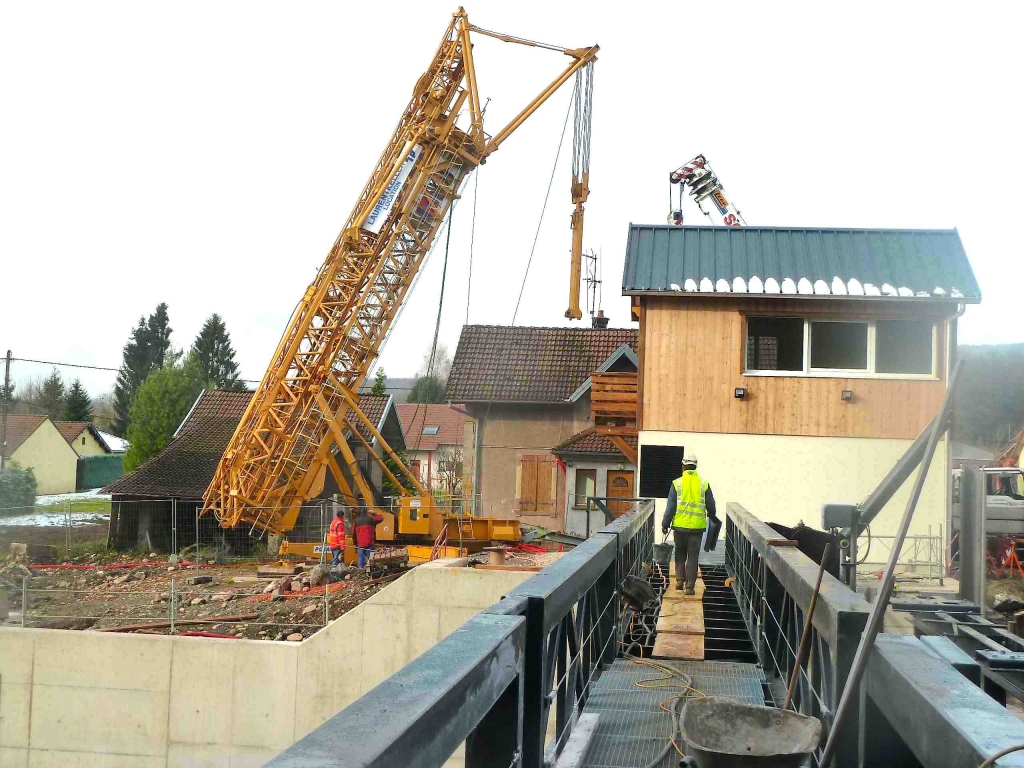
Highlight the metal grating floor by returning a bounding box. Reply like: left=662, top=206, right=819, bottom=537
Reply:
left=577, top=657, right=765, bottom=767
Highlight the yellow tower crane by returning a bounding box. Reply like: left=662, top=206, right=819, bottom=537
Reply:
left=202, top=8, right=598, bottom=556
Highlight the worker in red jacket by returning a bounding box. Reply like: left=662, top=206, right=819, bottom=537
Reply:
left=354, top=509, right=384, bottom=569
left=328, top=509, right=346, bottom=567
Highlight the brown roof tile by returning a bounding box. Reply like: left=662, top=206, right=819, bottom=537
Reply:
left=2, top=415, right=47, bottom=459
left=552, top=427, right=637, bottom=457
left=396, top=404, right=465, bottom=451
left=447, top=325, right=638, bottom=403
left=104, top=390, right=392, bottom=499
left=54, top=421, right=90, bottom=445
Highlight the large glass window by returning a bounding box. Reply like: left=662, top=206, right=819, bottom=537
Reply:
left=573, top=469, right=596, bottom=509
left=746, top=317, right=805, bottom=371
left=744, top=316, right=936, bottom=378
left=875, top=320, right=933, bottom=374
left=810, top=321, right=868, bottom=370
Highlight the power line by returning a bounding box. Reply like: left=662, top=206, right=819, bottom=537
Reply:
left=9, top=356, right=262, bottom=384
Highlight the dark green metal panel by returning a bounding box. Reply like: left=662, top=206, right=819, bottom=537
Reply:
left=622, top=225, right=981, bottom=301
left=77, top=454, right=124, bottom=491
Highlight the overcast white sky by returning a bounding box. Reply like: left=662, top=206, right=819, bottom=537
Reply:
left=2, top=2, right=1022, bottom=397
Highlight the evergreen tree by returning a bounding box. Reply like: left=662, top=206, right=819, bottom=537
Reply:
left=113, top=304, right=174, bottom=436
left=124, top=353, right=210, bottom=471
left=62, top=379, right=93, bottom=422
left=114, top=317, right=151, bottom=436
left=147, top=302, right=173, bottom=368
left=191, top=314, right=244, bottom=390
left=38, top=368, right=65, bottom=420
left=1, top=379, right=13, bottom=404
left=371, top=368, right=387, bottom=396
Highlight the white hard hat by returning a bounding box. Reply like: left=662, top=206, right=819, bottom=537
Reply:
left=682, top=452, right=698, bottom=467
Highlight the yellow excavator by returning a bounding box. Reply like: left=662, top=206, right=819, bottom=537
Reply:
left=201, top=8, right=598, bottom=561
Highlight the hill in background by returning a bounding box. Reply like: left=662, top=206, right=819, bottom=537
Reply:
left=955, top=343, right=1024, bottom=450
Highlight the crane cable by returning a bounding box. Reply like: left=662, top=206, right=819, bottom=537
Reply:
left=511, top=80, right=577, bottom=325
left=465, top=170, right=479, bottom=326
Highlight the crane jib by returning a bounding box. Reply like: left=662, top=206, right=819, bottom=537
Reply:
left=362, top=143, right=424, bottom=235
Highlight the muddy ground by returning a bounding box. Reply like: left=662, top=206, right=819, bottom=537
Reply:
left=2, top=549, right=402, bottom=641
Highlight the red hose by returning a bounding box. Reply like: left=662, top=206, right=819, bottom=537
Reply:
left=511, top=543, right=548, bottom=554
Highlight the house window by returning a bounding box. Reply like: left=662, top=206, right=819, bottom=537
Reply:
left=746, top=317, right=804, bottom=371
left=745, top=317, right=936, bottom=379
left=639, top=445, right=685, bottom=498
left=82, top=436, right=86, bottom=445
left=810, top=321, right=868, bottom=371
left=875, top=320, right=934, bottom=374
left=422, top=426, right=439, bottom=435
left=574, top=469, right=596, bottom=509
left=517, top=455, right=556, bottom=515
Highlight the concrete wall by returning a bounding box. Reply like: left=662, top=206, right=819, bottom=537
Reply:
left=10, top=421, right=78, bottom=495
left=464, top=400, right=592, bottom=522
left=639, top=431, right=948, bottom=543
left=0, top=565, right=531, bottom=768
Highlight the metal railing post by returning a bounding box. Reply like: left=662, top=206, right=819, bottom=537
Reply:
left=170, top=578, right=175, bottom=634
left=21, top=576, right=27, bottom=627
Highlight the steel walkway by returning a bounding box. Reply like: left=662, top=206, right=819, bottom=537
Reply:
left=577, top=550, right=764, bottom=768
left=578, top=657, right=765, bottom=767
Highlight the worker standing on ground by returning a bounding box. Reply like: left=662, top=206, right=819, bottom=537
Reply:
left=328, top=508, right=346, bottom=567
left=354, top=508, right=384, bottom=569
left=662, top=453, right=718, bottom=595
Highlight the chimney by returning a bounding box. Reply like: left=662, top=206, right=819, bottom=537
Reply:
left=591, top=309, right=609, bottom=329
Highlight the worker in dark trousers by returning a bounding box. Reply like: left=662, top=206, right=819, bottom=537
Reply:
left=661, top=453, right=718, bottom=595
left=328, top=508, right=346, bottom=567
left=354, top=509, right=384, bottom=569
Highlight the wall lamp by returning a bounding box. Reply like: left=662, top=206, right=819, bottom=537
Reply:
left=734, top=387, right=747, bottom=399
left=841, top=389, right=854, bottom=402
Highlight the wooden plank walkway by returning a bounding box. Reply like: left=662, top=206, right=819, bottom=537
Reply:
left=652, top=570, right=706, bottom=660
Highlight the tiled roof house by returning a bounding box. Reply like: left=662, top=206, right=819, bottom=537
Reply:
left=103, top=389, right=405, bottom=551
left=447, top=325, right=639, bottom=531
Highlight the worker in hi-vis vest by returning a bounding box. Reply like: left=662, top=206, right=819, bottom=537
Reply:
left=661, top=453, right=718, bottom=594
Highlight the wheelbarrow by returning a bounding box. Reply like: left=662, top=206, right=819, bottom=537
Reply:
left=679, top=697, right=821, bottom=768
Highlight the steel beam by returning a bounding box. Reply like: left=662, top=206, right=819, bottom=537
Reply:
left=265, top=613, right=525, bottom=768
left=864, top=635, right=1024, bottom=767
left=728, top=503, right=870, bottom=652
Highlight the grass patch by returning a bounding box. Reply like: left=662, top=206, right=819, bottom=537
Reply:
left=35, top=499, right=111, bottom=514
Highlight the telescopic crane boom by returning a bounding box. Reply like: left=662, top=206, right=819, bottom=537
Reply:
left=667, top=154, right=745, bottom=227
left=203, top=9, right=598, bottom=536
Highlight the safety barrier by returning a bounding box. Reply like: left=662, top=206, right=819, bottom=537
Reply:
left=266, top=498, right=655, bottom=768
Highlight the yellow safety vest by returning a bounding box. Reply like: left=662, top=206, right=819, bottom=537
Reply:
left=671, top=471, right=708, bottom=530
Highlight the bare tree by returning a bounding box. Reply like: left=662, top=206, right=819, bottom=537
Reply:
left=432, top=444, right=464, bottom=499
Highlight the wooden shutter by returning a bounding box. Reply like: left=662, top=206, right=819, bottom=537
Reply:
left=536, top=456, right=555, bottom=515
left=518, top=455, right=538, bottom=513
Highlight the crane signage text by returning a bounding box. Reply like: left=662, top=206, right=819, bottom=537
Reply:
left=363, top=144, right=423, bottom=234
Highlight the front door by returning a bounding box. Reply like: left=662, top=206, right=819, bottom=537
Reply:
left=607, top=470, right=635, bottom=516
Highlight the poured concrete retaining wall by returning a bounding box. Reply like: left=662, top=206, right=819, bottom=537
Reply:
left=0, top=564, right=531, bottom=767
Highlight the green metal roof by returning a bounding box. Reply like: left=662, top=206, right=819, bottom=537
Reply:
left=622, top=225, right=980, bottom=301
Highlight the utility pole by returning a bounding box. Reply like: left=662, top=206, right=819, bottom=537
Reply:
left=1, top=350, right=11, bottom=470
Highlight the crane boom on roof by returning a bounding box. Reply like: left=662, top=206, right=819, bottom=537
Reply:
left=668, top=154, right=745, bottom=227
left=202, top=8, right=598, bottom=539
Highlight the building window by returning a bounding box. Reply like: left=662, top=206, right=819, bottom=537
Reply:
left=875, top=320, right=934, bottom=374
left=574, top=469, right=596, bottom=509
left=422, top=426, right=439, bottom=435
left=746, top=317, right=804, bottom=371
left=639, top=445, right=685, bottom=498
left=810, top=321, right=868, bottom=371
left=82, top=436, right=86, bottom=445
left=745, top=316, right=935, bottom=379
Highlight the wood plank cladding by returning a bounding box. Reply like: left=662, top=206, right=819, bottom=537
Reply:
left=640, top=296, right=955, bottom=439
left=591, top=372, right=638, bottom=436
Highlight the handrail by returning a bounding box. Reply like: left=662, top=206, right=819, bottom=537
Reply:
left=266, top=499, right=655, bottom=768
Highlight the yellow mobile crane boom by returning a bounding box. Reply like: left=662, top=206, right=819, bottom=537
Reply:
left=203, top=9, right=597, bottom=538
